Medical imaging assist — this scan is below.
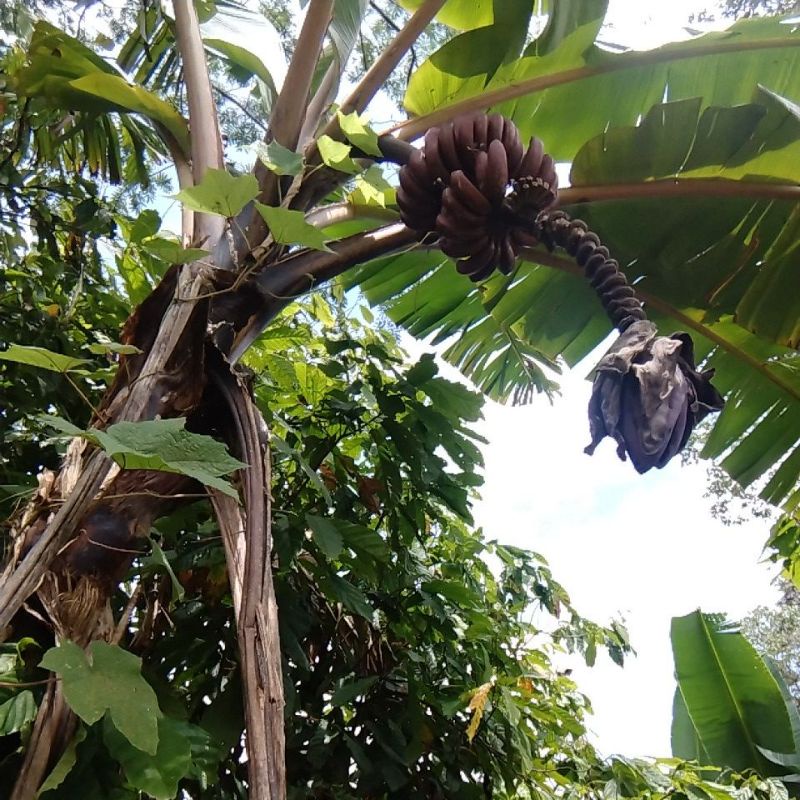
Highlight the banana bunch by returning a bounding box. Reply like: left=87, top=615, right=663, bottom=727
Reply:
left=396, top=112, right=558, bottom=281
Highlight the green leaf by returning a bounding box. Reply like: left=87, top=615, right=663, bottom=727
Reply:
left=349, top=165, right=395, bottom=208
left=422, top=579, right=479, bottom=607
left=254, top=140, right=304, bottom=176
left=671, top=688, right=710, bottom=764
left=68, top=73, right=190, bottom=156
left=0, top=690, right=36, bottom=734
left=255, top=203, right=332, bottom=251
left=104, top=715, right=193, bottom=800
left=306, top=514, right=344, bottom=559
left=571, top=88, right=800, bottom=187
left=331, top=676, right=378, bottom=706
left=0, top=344, right=91, bottom=373
left=337, top=522, right=390, bottom=562
left=92, top=419, right=244, bottom=499
left=321, top=572, right=374, bottom=619
left=404, top=0, right=535, bottom=117
left=37, top=415, right=85, bottom=437
left=494, top=15, right=800, bottom=163
left=140, top=238, right=209, bottom=264
left=317, top=135, right=360, bottom=174
left=175, top=168, right=259, bottom=217
left=309, top=294, right=336, bottom=328
left=144, top=539, right=185, bottom=602
left=39, top=725, right=88, bottom=793
left=337, top=110, right=382, bottom=156
left=397, top=0, right=495, bottom=30
left=40, top=641, right=159, bottom=754
left=204, top=37, right=277, bottom=88
left=670, top=611, right=796, bottom=774
left=86, top=342, right=143, bottom=356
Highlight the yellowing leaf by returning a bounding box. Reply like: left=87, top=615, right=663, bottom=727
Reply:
left=466, top=680, right=493, bottom=742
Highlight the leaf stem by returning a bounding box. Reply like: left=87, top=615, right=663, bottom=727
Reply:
left=558, top=179, right=800, bottom=205
left=389, top=35, right=800, bottom=141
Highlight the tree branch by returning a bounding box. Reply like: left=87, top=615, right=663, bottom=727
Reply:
left=173, top=0, right=225, bottom=246
left=209, top=360, right=285, bottom=800
left=305, top=201, right=399, bottom=228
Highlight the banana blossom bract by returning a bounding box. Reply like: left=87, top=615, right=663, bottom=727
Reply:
left=585, top=321, right=724, bottom=473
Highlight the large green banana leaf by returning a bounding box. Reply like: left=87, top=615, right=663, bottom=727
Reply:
left=347, top=5, right=800, bottom=506
left=671, top=611, right=797, bottom=775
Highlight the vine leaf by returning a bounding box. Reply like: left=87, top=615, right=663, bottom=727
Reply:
left=0, top=344, right=91, bottom=374
left=349, top=166, right=395, bottom=208
left=38, top=416, right=245, bottom=499
left=255, top=203, right=332, bottom=251
left=174, top=168, right=259, bottom=217
left=104, top=715, right=193, bottom=800
left=337, top=110, right=382, bottom=156
left=254, top=140, right=304, bottom=176
left=40, top=641, right=160, bottom=754
left=317, top=135, right=360, bottom=174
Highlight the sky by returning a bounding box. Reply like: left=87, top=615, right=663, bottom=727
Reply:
left=206, top=0, right=784, bottom=760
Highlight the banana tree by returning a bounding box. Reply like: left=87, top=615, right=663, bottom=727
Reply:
left=1, top=0, right=799, bottom=797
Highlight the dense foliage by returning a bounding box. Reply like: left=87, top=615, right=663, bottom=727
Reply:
left=0, top=0, right=799, bottom=798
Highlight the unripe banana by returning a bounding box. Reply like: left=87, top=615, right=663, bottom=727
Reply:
left=474, top=150, right=490, bottom=196
left=450, top=114, right=476, bottom=171
left=487, top=113, right=505, bottom=145
left=484, top=139, right=509, bottom=205
left=468, top=242, right=499, bottom=281
left=440, top=236, right=484, bottom=259
left=424, top=127, right=449, bottom=181
left=441, top=187, right=488, bottom=228
left=435, top=209, right=490, bottom=243
left=396, top=189, right=437, bottom=230
left=399, top=168, right=438, bottom=207
left=501, top=124, right=524, bottom=177
left=450, top=170, right=492, bottom=215
left=516, top=137, right=544, bottom=179
left=437, top=121, right=460, bottom=171
left=457, top=238, right=496, bottom=276
left=404, top=148, right=432, bottom=188
left=539, top=153, right=557, bottom=187
left=472, top=113, right=488, bottom=150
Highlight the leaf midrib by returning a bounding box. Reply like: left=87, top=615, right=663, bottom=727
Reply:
left=697, top=614, right=766, bottom=768
left=389, top=36, right=800, bottom=141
